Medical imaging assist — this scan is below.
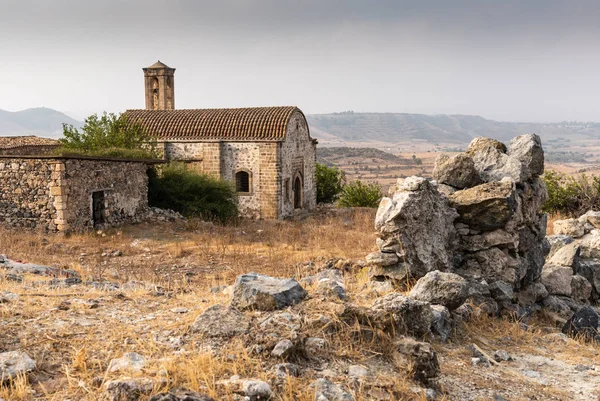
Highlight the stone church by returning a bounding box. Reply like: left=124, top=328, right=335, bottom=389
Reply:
left=124, top=61, right=317, bottom=219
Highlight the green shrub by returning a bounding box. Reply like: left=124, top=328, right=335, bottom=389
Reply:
left=542, top=170, right=600, bottom=216
left=148, top=163, right=238, bottom=223
left=337, top=180, right=382, bottom=208
left=316, top=163, right=345, bottom=204
left=58, top=112, right=157, bottom=159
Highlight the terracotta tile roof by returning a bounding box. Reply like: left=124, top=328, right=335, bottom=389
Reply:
left=0, top=136, right=59, bottom=149
left=124, top=106, right=300, bottom=141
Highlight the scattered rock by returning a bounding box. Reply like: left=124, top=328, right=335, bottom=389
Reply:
left=493, top=350, right=512, bottom=362
left=489, top=280, right=514, bottom=302
left=430, top=304, right=453, bottom=342
left=231, top=273, right=307, bottom=311
left=309, top=378, right=354, bottom=401
left=347, top=365, right=368, bottom=380
left=108, top=352, right=146, bottom=373
left=546, top=235, right=574, bottom=259
left=104, top=377, right=155, bottom=401
left=217, top=376, right=273, bottom=400
left=149, top=390, right=215, bottom=401
left=272, top=363, right=301, bottom=379
left=409, top=270, right=468, bottom=310
left=271, top=339, right=294, bottom=359
left=370, top=293, right=434, bottom=337
left=395, top=337, right=440, bottom=385
left=189, top=305, right=250, bottom=338
left=304, top=337, right=327, bottom=360
left=0, top=351, right=36, bottom=381
left=547, top=242, right=580, bottom=268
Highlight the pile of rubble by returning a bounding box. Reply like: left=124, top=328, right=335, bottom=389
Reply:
left=367, top=134, right=599, bottom=332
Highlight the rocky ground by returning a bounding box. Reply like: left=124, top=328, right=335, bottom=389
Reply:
left=0, top=207, right=599, bottom=400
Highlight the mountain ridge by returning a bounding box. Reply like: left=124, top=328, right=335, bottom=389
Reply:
left=0, top=107, right=81, bottom=138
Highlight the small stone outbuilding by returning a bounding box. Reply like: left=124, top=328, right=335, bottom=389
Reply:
left=0, top=155, right=151, bottom=232
left=124, top=61, right=317, bottom=219
left=0, top=136, right=59, bottom=156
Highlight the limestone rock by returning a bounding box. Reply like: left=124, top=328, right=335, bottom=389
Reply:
left=395, top=337, right=440, bottom=385
left=508, top=134, right=544, bottom=176
left=409, top=271, right=468, bottom=310
left=309, top=378, right=353, bottom=401
left=190, top=305, right=249, bottom=338
left=272, top=363, right=301, bottom=379
left=546, top=235, right=574, bottom=259
left=108, top=352, right=146, bottom=373
left=366, top=251, right=399, bottom=267
left=217, top=376, right=273, bottom=400
left=149, top=390, right=215, bottom=401
left=517, top=282, right=549, bottom=305
left=0, top=351, right=36, bottom=381
left=562, top=306, right=600, bottom=340
left=468, top=138, right=528, bottom=183
left=430, top=304, right=452, bottom=342
left=368, top=263, right=410, bottom=282
left=313, top=269, right=347, bottom=300
left=432, top=153, right=482, bottom=189
left=371, top=293, right=434, bottom=337
left=571, top=275, right=592, bottom=302
left=304, top=337, right=328, bottom=360
left=489, top=281, right=514, bottom=302
left=553, top=218, right=585, bottom=238
left=347, top=365, right=368, bottom=380
left=582, top=210, right=600, bottom=229
left=271, top=339, right=294, bottom=359
left=374, top=177, right=458, bottom=278
left=449, top=182, right=517, bottom=231
left=541, top=265, right=573, bottom=296
left=463, top=247, right=520, bottom=285
left=547, top=242, right=580, bottom=268
left=467, top=137, right=507, bottom=154
left=543, top=295, right=573, bottom=318
left=104, top=378, right=155, bottom=401
left=231, top=273, right=307, bottom=311
left=579, top=231, right=600, bottom=259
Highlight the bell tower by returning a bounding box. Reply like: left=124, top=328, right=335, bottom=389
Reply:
left=143, top=61, right=175, bottom=110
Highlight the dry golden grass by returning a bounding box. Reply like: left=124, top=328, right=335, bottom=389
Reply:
left=2, top=208, right=600, bottom=400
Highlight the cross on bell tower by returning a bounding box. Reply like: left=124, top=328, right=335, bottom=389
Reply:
left=143, top=61, right=175, bottom=110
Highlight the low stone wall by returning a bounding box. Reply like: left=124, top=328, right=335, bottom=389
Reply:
left=0, top=156, right=150, bottom=232
left=0, top=158, right=59, bottom=230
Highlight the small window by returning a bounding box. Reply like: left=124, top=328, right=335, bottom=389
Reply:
left=284, top=178, right=290, bottom=201
left=235, top=170, right=251, bottom=193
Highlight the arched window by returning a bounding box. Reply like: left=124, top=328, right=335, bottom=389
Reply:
left=235, top=170, right=251, bottom=194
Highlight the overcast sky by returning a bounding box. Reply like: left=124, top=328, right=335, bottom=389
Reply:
left=1, top=0, right=599, bottom=122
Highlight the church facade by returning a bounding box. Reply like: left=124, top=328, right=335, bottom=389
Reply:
left=125, top=61, right=317, bottom=219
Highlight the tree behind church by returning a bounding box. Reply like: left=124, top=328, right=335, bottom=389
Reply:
left=59, top=112, right=157, bottom=159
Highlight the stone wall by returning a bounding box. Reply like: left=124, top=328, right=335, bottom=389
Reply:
left=163, top=142, right=221, bottom=176
left=221, top=143, right=262, bottom=218
left=0, top=157, right=149, bottom=232
left=280, top=110, right=317, bottom=218
left=0, top=158, right=59, bottom=230
left=60, top=159, right=149, bottom=231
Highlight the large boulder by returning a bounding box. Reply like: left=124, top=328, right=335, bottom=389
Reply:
left=553, top=218, right=586, bottom=238
left=432, top=153, right=482, bottom=189
left=541, top=265, right=573, bottom=296
left=374, top=177, right=458, bottom=278
left=508, top=134, right=544, bottom=176
left=462, top=247, right=520, bottom=285
left=0, top=351, right=35, bottom=381
left=449, top=181, right=517, bottom=231
left=579, top=232, right=600, bottom=259
left=409, top=271, right=468, bottom=310
left=190, top=305, right=250, bottom=338
left=231, top=273, right=307, bottom=311
left=576, top=259, right=600, bottom=297
left=562, top=306, right=600, bottom=340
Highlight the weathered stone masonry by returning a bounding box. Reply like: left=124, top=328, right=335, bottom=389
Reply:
left=0, top=156, right=149, bottom=232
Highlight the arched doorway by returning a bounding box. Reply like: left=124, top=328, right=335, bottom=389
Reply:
left=293, top=174, right=303, bottom=209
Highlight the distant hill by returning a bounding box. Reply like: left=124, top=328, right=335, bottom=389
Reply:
left=0, top=108, right=81, bottom=138
left=307, top=111, right=600, bottom=148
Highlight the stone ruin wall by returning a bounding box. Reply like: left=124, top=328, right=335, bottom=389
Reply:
left=60, top=159, right=149, bottom=231
left=0, top=157, right=149, bottom=232
left=367, top=134, right=595, bottom=317
left=0, top=158, right=59, bottom=230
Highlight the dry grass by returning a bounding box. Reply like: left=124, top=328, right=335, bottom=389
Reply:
left=2, top=208, right=600, bottom=400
